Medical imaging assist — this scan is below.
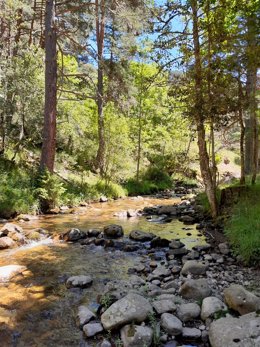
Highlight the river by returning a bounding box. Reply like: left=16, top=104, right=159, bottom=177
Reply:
left=0, top=196, right=206, bottom=347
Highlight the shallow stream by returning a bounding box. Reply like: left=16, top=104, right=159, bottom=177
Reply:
left=0, top=196, right=206, bottom=347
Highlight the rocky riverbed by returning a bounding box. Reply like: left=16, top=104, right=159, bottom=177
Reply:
left=0, top=188, right=259, bottom=347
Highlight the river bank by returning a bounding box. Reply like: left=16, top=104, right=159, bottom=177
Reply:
left=0, top=190, right=259, bottom=347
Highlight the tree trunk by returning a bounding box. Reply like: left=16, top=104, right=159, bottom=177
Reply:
left=244, top=13, right=258, bottom=181
left=136, top=111, right=142, bottom=182
left=238, top=79, right=246, bottom=185
left=95, top=0, right=106, bottom=176
left=191, top=0, right=218, bottom=218
left=40, top=0, right=57, bottom=173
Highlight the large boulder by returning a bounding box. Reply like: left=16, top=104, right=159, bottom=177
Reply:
left=223, top=284, right=260, bottom=315
left=101, top=293, right=153, bottom=330
left=181, top=260, right=208, bottom=276
left=66, top=275, right=93, bottom=288
left=129, top=230, right=155, bottom=242
left=120, top=324, right=153, bottom=347
left=0, top=223, right=23, bottom=236
left=0, top=237, right=16, bottom=249
left=160, top=313, right=183, bottom=336
left=209, top=312, right=260, bottom=347
left=104, top=225, right=124, bottom=239
left=180, top=279, right=211, bottom=300
left=201, top=297, right=227, bottom=321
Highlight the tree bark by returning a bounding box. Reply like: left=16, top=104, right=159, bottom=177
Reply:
left=191, top=0, right=218, bottom=218
left=244, top=13, right=258, bottom=181
left=238, top=79, right=246, bottom=185
left=95, top=0, right=106, bottom=176
left=40, top=0, right=57, bottom=173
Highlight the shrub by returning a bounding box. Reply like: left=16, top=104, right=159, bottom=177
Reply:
left=36, top=170, right=66, bottom=210
left=0, top=166, right=38, bottom=218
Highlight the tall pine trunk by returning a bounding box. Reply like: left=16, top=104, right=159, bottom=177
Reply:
left=40, top=0, right=57, bottom=173
left=244, top=14, right=258, bottom=182
left=95, top=0, right=106, bottom=176
left=191, top=0, right=218, bottom=218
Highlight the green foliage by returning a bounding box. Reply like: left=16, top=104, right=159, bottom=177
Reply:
left=143, top=167, right=172, bottom=187
left=0, top=162, right=38, bottom=218
left=95, top=180, right=127, bottom=199
left=125, top=166, right=173, bottom=196
left=196, top=190, right=221, bottom=215
left=147, top=312, right=161, bottom=346
left=225, top=184, right=260, bottom=265
left=36, top=170, right=66, bottom=209
left=100, top=293, right=113, bottom=310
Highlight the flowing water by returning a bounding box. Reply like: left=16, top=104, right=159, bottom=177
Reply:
left=0, top=196, right=206, bottom=347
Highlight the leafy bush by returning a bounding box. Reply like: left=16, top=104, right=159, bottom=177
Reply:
left=36, top=170, right=66, bottom=209
left=0, top=165, right=38, bottom=218
left=143, top=166, right=173, bottom=186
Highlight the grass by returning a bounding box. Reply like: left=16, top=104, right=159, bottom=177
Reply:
left=225, top=184, right=260, bottom=265
left=196, top=178, right=260, bottom=265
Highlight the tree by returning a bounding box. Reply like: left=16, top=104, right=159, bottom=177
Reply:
left=39, top=0, right=57, bottom=173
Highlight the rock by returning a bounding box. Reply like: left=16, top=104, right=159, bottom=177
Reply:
left=104, top=225, right=124, bottom=238
left=193, top=244, right=211, bottom=252
left=26, top=231, right=42, bottom=241
left=100, top=196, right=108, bottom=202
left=0, top=265, right=27, bottom=283
left=83, top=322, right=103, bottom=337
left=150, top=237, right=170, bottom=248
left=169, top=240, right=185, bottom=249
left=181, top=260, right=208, bottom=276
left=176, top=303, right=201, bottom=322
left=77, top=306, right=96, bottom=328
left=66, top=275, right=93, bottom=288
left=100, top=340, right=112, bottom=347
left=160, top=313, right=183, bottom=336
left=209, top=312, right=260, bottom=347
left=129, top=230, right=155, bottom=242
left=167, top=248, right=189, bottom=258
left=124, top=244, right=140, bottom=252
left=0, top=237, right=16, bottom=249
left=101, top=293, right=153, bottom=330
left=223, top=284, right=260, bottom=315
left=0, top=223, right=23, bottom=236
left=16, top=214, right=38, bottom=222
left=158, top=205, right=177, bottom=215
left=127, top=210, right=139, bottom=217
left=153, top=300, right=176, bottom=314
left=63, top=228, right=86, bottom=242
left=8, top=231, right=25, bottom=243
left=87, top=229, right=102, bottom=237
left=182, top=327, right=201, bottom=339
left=180, top=279, right=211, bottom=300
left=218, top=242, right=230, bottom=255
left=201, top=297, right=227, bottom=321
left=120, top=324, right=153, bottom=347
left=179, top=216, right=195, bottom=224
left=152, top=266, right=171, bottom=278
